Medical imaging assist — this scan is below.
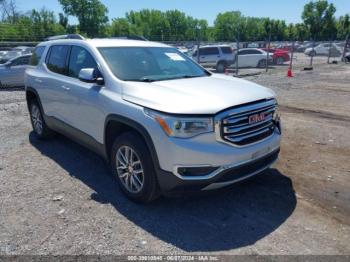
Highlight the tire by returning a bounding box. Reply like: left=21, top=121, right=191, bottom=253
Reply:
left=257, top=59, right=267, bottom=68
left=29, top=100, right=53, bottom=139
left=276, top=57, right=285, bottom=65
left=111, top=132, right=160, bottom=203
left=216, top=61, right=226, bottom=73
left=309, top=50, right=316, bottom=57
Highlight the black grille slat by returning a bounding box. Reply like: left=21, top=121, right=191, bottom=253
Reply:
left=226, top=122, right=274, bottom=138
left=216, top=149, right=279, bottom=182
left=224, top=115, right=273, bottom=134
left=220, top=100, right=276, bottom=146
left=223, top=105, right=275, bottom=124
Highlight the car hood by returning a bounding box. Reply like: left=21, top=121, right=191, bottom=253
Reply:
left=121, top=74, right=275, bottom=114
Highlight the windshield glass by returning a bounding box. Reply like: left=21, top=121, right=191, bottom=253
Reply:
left=98, top=47, right=209, bottom=82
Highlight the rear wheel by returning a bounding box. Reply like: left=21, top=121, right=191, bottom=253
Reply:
left=216, top=61, right=226, bottom=73
left=111, top=132, right=160, bottom=203
left=29, top=100, right=53, bottom=139
left=257, top=59, right=267, bottom=68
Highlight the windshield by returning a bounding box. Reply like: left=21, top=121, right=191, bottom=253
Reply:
left=98, top=47, right=209, bottom=82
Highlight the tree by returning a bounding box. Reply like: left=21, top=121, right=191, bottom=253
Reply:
left=59, top=13, right=68, bottom=29
left=302, top=0, right=337, bottom=41
left=336, top=14, right=350, bottom=39
left=58, top=0, right=108, bottom=37
left=0, top=0, right=19, bottom=23
left=213, top=11, right=245, bottom=41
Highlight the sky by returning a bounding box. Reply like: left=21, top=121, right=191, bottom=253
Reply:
left=16, top=0, right=350, bottom=25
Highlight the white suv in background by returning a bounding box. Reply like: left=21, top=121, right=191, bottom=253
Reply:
left=25, top=35, right=281, bottom=203
left=192, top=45, right=235, bottom=72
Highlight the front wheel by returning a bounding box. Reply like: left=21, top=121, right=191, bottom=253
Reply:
left=309, top=50, right=316, bottom=57
left=276, top=57, right=285, bottom=65
left=111, top=132, right=160, bottom=203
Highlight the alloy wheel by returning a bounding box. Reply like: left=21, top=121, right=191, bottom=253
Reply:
left=31, top=104, right=43, bottom=135
left=116, top=146, right=144, bottom=193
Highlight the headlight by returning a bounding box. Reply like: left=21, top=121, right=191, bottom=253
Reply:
left=273, top=105, right=281, bottom=134
left=144, top=109, right=214, bottom=138
left=273, top=105, right=280, bottom=122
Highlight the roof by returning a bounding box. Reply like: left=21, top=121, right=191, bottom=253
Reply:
left=38, top=38, right=170, bottom=48
left=199, top=44, right=232, bottom=48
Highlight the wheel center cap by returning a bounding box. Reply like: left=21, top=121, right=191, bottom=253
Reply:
left=128, top=165, right=134, bottom=173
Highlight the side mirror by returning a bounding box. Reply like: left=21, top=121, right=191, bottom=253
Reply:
left=78, top=68, right=104, bottom=85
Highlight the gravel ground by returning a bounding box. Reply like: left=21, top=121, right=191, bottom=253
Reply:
left=0, top=55, right=349, bottom=255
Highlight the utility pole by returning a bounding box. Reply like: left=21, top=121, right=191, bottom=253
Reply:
left=266, top=31, right=271, bottom=72
left=196, top=25, right=200, bottom=63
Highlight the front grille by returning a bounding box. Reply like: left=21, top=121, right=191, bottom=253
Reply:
left=218, top=99, right=277, bottom=146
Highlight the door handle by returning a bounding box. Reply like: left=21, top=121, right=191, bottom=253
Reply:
left=34, top=78, right=42, bottom=83
left=61, top=85, right=70, bottom=91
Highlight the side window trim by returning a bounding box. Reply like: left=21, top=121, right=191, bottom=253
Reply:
left=29, top=46, right=46, bottom=66
left=67, top=45, right=103, bottom=80
left=45, top=45, right=71, bottom=76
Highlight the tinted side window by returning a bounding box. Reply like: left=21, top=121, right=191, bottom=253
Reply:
left=46, top=45, right=70, bottom=75
left=239, top=50, right=261, bottom=55
left=221, top=47, right=232, bottom=54
left=200, top=47, right=219, bottom=55
left=13, top=56, right=30, bottom=66
left=30, top=46, right=45, bottom=66
left=68, top=46, right=98, bottom=78
left=238, top=50, right=250, bottom=55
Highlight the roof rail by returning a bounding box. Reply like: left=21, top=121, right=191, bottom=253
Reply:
left=109, top=36, right=148, bottom=41
left=44, top=34, right=85, bottom=41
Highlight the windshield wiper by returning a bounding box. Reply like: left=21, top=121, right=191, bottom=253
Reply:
left=178, top=75, right=205, bottom=79
left=140, top=77, right=156, bottom=82
left=125, top=78, right=156, bottom=82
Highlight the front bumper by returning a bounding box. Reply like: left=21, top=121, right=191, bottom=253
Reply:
left=157, top=148, right=280, bottom=193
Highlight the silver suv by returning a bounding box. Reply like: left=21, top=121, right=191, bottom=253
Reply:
left=192, top=45, right=235, bottom=72
left=25, top=35, right=281, bottom=203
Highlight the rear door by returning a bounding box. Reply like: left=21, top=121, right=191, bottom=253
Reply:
left=220, top=46, right=234, bottom=64
left=199, top=47, right=220, bottom=67
left=41, top=45, right=71, bottom=121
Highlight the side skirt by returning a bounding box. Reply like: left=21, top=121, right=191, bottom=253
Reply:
left=45, top=115, right=107, bottom=160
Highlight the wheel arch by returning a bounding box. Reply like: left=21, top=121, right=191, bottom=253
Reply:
left=26, top=87, right=44, bottom=113
left=104, top=114, right=161, bottom=171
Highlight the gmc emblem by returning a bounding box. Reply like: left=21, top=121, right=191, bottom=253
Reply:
left=249, top=112, right=266, bottom=124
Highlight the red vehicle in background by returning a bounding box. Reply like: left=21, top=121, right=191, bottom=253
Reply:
left=261, top=48, right=290, bottom=65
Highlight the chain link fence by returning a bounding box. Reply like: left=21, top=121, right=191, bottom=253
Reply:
left=0, top=29, right=349, bottom=76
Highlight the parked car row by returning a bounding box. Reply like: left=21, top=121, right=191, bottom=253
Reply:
left=0, top=46, right=33, bottom=64
left=189, top=45, right=286, bottom=72
left=0, top=54, right=32, bottom=88
left=304, top=43, right=343, bottom=57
